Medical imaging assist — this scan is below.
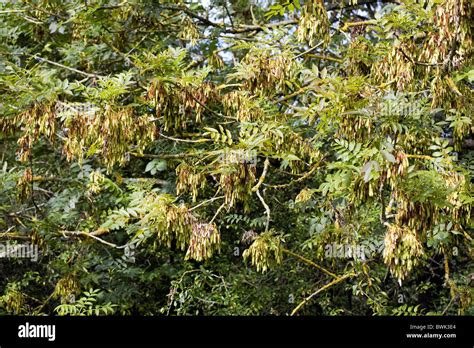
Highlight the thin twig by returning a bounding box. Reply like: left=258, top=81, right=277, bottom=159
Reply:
left=60, top=230, right=130, bottom=249
left=0, top=9, right=26, bottom=14
left=130, top=151, right=206, bottom=159
left=282, top=248, right=337, bottom=278
left=306, top=53, right=343, bottom=63
left=272, top=85, right=313, bottom=105
left=189, top=195, right=225, bottom=212
left=265, top=162, right=321, bottom=189
left=398, top=47, right=442, bottom=67
left=29, top=54, right=104, bottom=78
left=160, top=133, right=210, bottom=143
left=340, top=20, right=377, bottom=32
left=293, top=41, right=324, bottom=60
left=209, top=202, right=227, bottom=224
left=441, top=294, right=459, bottom=315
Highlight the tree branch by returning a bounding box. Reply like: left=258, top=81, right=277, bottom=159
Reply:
left=60, top=229, right=129, bottom=249
left=290, top=271, right=356, bottom=315
left=256, top=189, right=271, bottom=233
left=160, top=133, right=211, bottom=143
left=265, top=162, right=321, bottom=189
left=29, top=54, right=104, bottom=78
left=209, top=202, right=227, bottom=224
left=340, top=20, right=377, bottom=32
left=189, top=195, right=225, bottom=212
left=282, top=248, right=337, bottom=278
left=252, top=158, right=270, bottom=192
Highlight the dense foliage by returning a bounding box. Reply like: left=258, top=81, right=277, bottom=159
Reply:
left=0, top=0, right=472, bottom=316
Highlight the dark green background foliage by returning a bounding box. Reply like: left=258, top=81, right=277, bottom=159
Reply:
left=0, top=0, right=472, bottom=316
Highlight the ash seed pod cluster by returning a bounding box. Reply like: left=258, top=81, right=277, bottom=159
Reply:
left=176, top=162, right=207, bottom=202
left=0, top=288, right=25, bottom=314
left=185, top=222, right=221, bottom=261
left=52, top=274, right=80, bottom=301
left=383, top=224, right=424, bottom=283
left=148, top=80, right=216, bottom=131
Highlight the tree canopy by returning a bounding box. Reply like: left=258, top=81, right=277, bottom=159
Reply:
left=0, top=0, right=472, bottom=316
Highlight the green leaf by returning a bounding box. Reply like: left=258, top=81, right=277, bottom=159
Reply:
left=145, top=160, right=167, bottom=175
left=286, top=154, right=301, bottom=161
left=363, top=165, right=372, bottom=183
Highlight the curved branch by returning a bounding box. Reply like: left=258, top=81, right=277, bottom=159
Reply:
left=252, top=158, right=270, bottom=192
left=256, top=189, right=271, bottom=233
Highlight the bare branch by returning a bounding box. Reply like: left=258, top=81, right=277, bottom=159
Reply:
left=30, top=54, right=104, bottom=78
left=60, top=230, right=131, bottom=249
left=282, top=248, right=337, bottom=278
left=291, top=271, right=356, bottom=315
left=252, top=158, right=270, bottom=192
left=256, top=189, right=271, bottom=233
